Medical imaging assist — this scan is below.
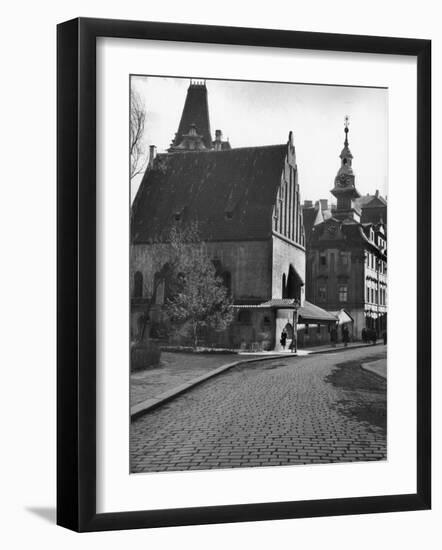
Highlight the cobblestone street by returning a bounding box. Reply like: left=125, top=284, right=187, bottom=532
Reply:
left=130, top=346, right=387, bottom=472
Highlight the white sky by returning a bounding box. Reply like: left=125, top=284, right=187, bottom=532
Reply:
left=131, top=76, right=388, bottom=204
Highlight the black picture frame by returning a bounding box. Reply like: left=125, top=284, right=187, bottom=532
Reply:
left=57, top=17, right=431, bottom=532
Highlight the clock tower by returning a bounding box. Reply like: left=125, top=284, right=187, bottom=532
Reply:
left=331, top=116, right=361, bottom=222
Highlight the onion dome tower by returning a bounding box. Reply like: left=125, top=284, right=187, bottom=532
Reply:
left=331, top=116, right=361, bottom=222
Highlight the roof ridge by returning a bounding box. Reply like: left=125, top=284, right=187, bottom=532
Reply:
left=162, top=143, right=286, bottom=156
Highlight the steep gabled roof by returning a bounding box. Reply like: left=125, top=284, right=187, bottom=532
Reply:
left=171, top=83, right=212, bottom=149
left=132, top=144, right=288, bottom=243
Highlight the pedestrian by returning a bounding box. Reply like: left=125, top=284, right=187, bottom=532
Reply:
left=370, top=329, right=377, bottom=345
left=342, top=325, right=349, bottom=347
left=361, top=327, right=367, bottom=343
left=280, top=329, right=287, bottom=351
left=330, top=325, right=337, bottom=347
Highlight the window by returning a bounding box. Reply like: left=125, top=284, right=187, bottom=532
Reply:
left=341, top=252, right=349, bottom=266
left=221, top=271, right=231, bottom=294
left=318, top=286, right=327, bottom=301
left=133, top=271, right=143, bottom=298
left=319, top=253, right=327, bottom=266
left=338, top=285, right=348, bottom=302
left=153, top=272, right=165, bottom=305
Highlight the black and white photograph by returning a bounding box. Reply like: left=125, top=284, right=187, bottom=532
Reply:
left=129, top=76, right=388, bottom=473
left=0, top=0, right=435, bottom=542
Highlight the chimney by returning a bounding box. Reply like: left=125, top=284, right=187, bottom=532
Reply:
left=148, top=145, right=157, bottom=167
left=320, top=199, right=328, bottom=211
left=214, top=129, right=223, bottom=150
left=375, top=189, right=379, bottom=197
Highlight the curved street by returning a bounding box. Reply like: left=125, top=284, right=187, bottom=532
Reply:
left=130, top=346, right=387, bottom=473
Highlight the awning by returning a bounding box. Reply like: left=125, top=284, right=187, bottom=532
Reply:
left=232, top=299, right=337, bottom=324
left=298, top=301, right=338, bottom=323
left=329, top=309, right=354, bottom=325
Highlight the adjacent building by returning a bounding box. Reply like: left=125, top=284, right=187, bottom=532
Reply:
left=303, top=119, right=387, bottom=340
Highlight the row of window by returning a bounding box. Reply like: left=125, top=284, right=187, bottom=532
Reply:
left=366, top=252, right=386, bottom=274
left=318, top=285, right=348, bottom=302
left=319, top=251, right=350, bottom=268
left=132, top=267, right=232, bottom=300
left=368, top=228, right=386, bottom=249
left=366, top=285, right=387, bottom=305
left=273, top=168, right=303, bottom=245
left=318, top=283, right=387, bottom=305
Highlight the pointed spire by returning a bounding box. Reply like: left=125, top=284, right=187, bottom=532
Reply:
left=344, top=115, right=349, bottom=147
left=169, top=80, right=212, bottom=151
left=331, top=116, right=360, bottom=221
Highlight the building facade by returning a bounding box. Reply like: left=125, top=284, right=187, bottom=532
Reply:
left=131, top=81, right=336, bottom=350
left=303, top=120, right=387, bottom=340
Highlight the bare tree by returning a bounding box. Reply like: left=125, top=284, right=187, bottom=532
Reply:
left=130, top=89, right=147, bottom=181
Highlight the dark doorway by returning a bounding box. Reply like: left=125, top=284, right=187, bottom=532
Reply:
left=286, top=265, right=303, bottom=300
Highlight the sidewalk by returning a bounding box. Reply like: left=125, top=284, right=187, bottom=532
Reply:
left=239, top=340, right=380, bottom=357
left=131, top=351, right=239, bottom=407
left=361, top=358, right=387, bottom=379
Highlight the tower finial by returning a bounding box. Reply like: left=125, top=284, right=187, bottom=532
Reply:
left=344, top=115, right=350, bottom=146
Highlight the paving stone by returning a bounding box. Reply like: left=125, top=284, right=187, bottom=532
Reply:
left=130, top=347, right=387, bottom=472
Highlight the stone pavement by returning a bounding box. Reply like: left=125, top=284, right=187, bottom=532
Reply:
left=131, top=352, right=239, bottom=406
left=362, top=358, right=387, bottom=379
left=130, top=346, right=387, bottom=472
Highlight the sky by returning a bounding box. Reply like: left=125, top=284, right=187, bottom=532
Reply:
left=130, top=76, right=388, bottom=204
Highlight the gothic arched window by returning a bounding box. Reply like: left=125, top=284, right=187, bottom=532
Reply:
left=133, top=271, right=143, bottom=298
left=221, top=271, right=232, bottom=294
left=282, top=273, right=287, bottom=298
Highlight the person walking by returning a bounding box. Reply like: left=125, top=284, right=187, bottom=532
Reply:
left=342, top=325, right=349, bottom=347
left=330, top=325, right=338, bottom=347
left=280, top=329, right=287, bottom=351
